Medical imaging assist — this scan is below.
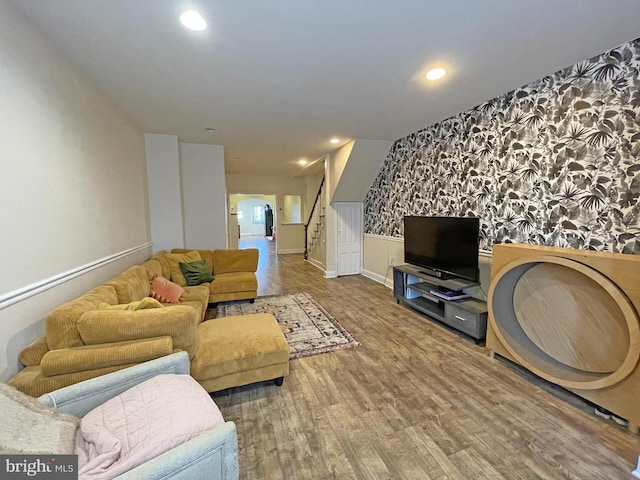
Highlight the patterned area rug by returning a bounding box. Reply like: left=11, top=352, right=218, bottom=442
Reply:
left=215, top=292, right=359, bottom=359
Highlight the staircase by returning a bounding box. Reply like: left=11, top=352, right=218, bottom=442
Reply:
left=304, top=177, right=325, bottom=261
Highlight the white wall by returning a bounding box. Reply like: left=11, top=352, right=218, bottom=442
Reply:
left=362, top=235, right=407, bottom=287
left=327, top=142, right=354, bottom=201
left=181, top=143, right=227, bottom=250
left=362, top=234, right=492, bottom=299
left=0, top=1, right=151, bottom=380
left=305, top=173, right=324, bottom=219
left=324, top=145, right=355, bottom=277
left=283, top=195, right=302, bottom=223
left=145, top=134, right=184, bottom=252
left=331, top=139, right=392, bottom=203
left=145, top=139, right=227, bottom=251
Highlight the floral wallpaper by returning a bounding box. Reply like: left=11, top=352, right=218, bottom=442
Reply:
left=364, top=38, right=640, bottom=253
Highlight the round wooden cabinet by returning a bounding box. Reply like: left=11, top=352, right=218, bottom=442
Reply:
left=486, top=244, right=640, bottom=433
left=489, top=255, right=640, bottom=390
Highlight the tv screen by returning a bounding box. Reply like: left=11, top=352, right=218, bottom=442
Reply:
left=403, top=216, right=479, bottom=282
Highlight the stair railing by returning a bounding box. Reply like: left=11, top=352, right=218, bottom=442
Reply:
left=304, top=176, right=325, bottom=260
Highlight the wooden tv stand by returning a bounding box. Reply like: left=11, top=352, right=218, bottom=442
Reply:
left=393, top=264, right=488, bottom=343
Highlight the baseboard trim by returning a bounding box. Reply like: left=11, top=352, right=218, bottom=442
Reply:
left=277, top=248, right=305, bottom=254
left=0, top=242, right=152, bottom=311
left=324, top=270, right=337, bottom=279
left=362, top=268, right=393, bottom=288
left=307, top=258, right=325, bottom=272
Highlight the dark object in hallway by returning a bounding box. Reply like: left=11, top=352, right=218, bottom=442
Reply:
left=265, top=204, right=273, bottom=237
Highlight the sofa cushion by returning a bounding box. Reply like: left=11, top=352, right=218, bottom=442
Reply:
left=75, top=374, right=224, bottom=480
left=181, top=285, right=211, bottom=321
left=152, top=251, right=172, bottom=279
left=178, top=301, right=204, bottom=323
left=0, top=382, right=78, bottom=454
left=97, top=298, right=163, bottom=310
left=166, top=251, right=202, bottom=287
left=171, top=249, right=213, bottom=272
left=140, top=259, right=163, bottom=279
left=198, top=250, right=214, bottom=272
left=47, top=285, right=119, bottom=350
left=179, top=260, right=214, bottom=286
left=19, top=335, right=49, bottom=367
left=78, top=306, right=199, bottom=359
left=84, top=285, right=120, bottom=306
left=213, top=249, right=258, bottom=275
left=150, top=276, right=186, bottom=304
left=106, top=266, right=151, bottom=304
left=210, top=272, right=258, bottom=295
left=9, top=365, right=139, bottom=399
left=41, top=337, right=174, bottom=377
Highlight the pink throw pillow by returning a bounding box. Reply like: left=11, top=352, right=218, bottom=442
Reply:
left=149, top=276, right=186, bottom=304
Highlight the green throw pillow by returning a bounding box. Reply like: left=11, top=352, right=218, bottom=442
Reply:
left=179, top=260, right=214, bottom=286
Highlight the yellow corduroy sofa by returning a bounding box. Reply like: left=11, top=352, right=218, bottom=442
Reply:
left=9, top=249, right=290, bottom=398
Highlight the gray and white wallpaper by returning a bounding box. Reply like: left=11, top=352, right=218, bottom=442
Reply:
left=364, top=38, right=640, bottom=253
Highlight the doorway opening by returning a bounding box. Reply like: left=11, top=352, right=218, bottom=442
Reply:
left=229, top=194, right=277, bottom=249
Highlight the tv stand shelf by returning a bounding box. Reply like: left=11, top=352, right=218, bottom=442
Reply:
left=393, top=264, right=488, bottom=343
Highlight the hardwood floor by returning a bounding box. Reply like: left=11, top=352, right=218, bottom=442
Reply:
left=216, top=237, right=640, bottom=480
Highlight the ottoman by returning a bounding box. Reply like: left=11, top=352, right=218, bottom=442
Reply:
left=191, top=313, right=290, bottom=392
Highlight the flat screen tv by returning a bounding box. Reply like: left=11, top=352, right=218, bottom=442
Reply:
left=403, top=216, right=480, bottom=282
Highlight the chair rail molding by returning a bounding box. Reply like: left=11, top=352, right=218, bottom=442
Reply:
left=0, top=242, right=152, bottom=311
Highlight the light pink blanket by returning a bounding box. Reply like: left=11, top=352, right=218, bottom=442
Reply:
left=75, top=374, right=224, bottom=480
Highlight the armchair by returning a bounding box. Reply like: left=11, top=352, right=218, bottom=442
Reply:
left=38, top=352, right=239, bottom=480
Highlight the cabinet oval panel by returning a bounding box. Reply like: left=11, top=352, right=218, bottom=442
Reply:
left=489, top=254, right=640, bottom=390
left=513, top=263, right=628, bottom=373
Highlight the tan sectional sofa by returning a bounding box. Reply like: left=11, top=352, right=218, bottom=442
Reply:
left=9, top=249, right=289, bottom=398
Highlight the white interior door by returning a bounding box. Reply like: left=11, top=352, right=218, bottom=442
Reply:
left=336, top=202, right=363, bottom=276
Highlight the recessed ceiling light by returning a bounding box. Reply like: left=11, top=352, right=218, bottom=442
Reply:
left=298, top=159, right=308, bottom=165
left=180, top=10, right=207, bottom=31
left=330, top=138, right=340, bottom=144
left=204, top=127, right=216, bottom=133
left=426, top=68, right=447, bottom=80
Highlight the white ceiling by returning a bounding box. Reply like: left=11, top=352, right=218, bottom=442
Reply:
left=11, top=0, right=640, bottom=177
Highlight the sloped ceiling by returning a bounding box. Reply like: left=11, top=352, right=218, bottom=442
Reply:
left=331, top=139, right=393, bottom=203
left=10, top=0, right=640, bottom=176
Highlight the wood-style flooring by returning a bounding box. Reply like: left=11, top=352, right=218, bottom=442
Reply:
left=213, top=236, right=640, bottom=480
